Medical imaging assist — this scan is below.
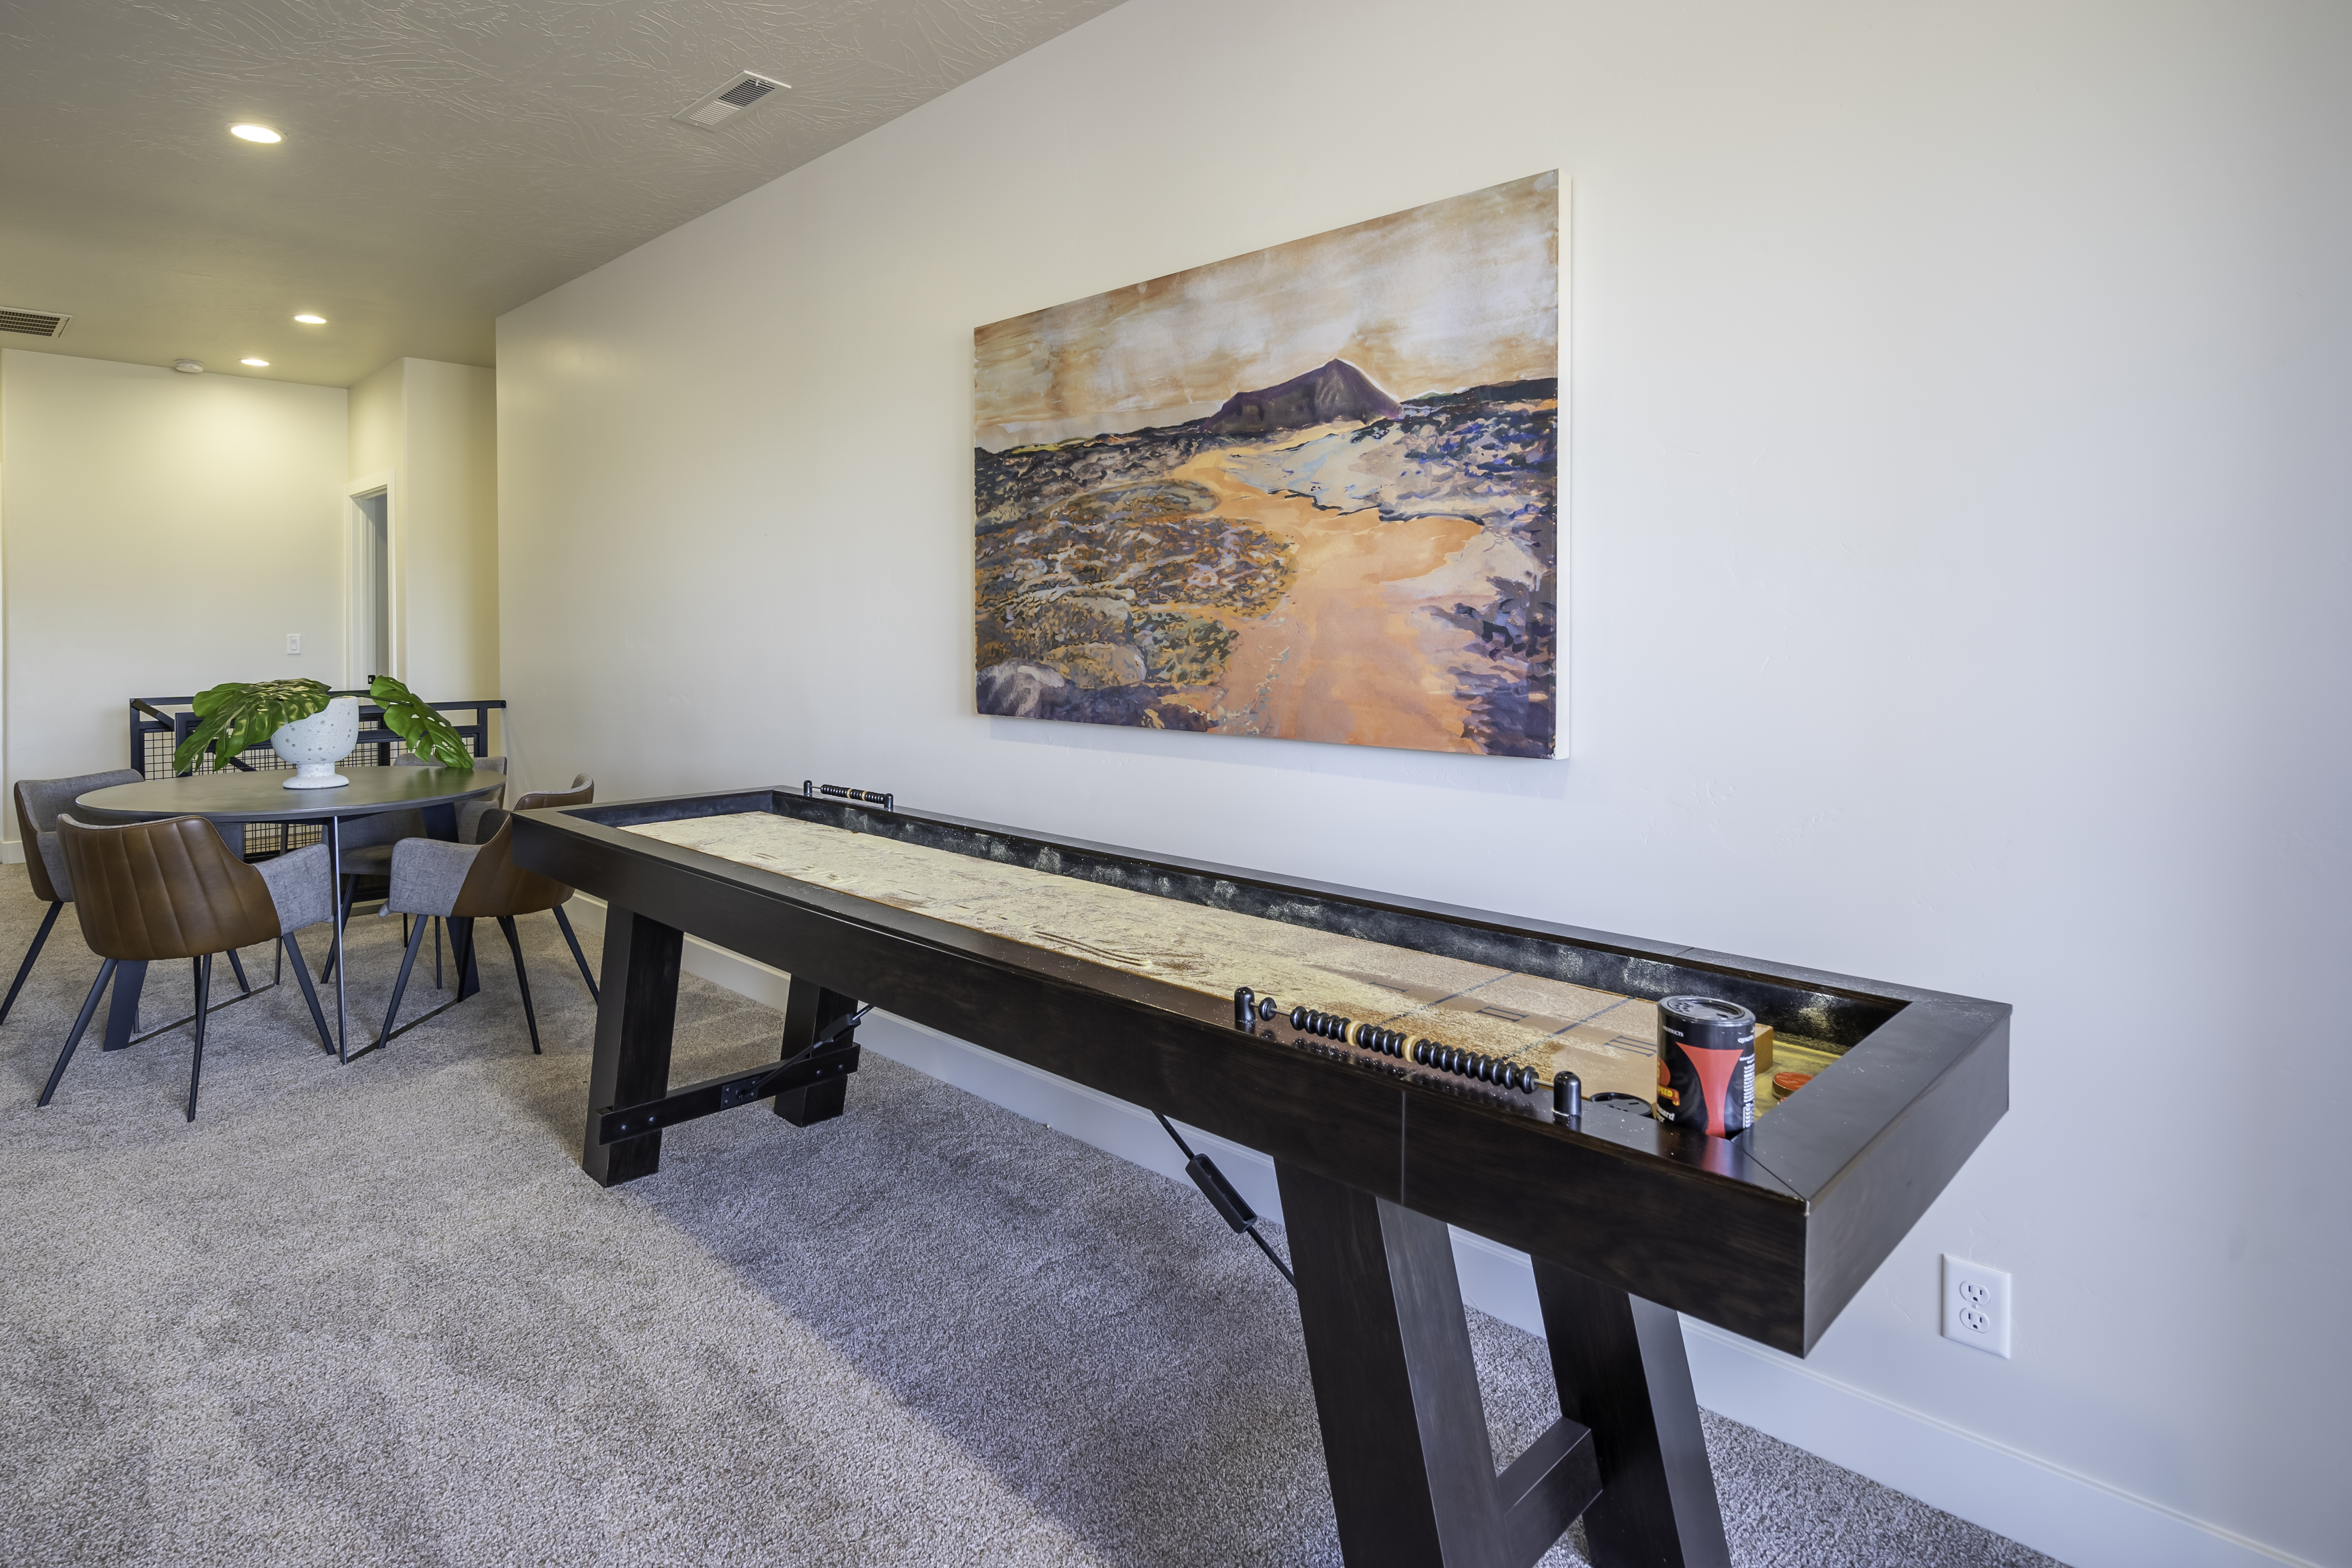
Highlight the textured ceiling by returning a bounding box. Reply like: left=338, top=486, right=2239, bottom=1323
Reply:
left=0, top=0, right=1122, bottom=387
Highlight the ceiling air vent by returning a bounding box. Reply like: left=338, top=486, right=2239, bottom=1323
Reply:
left=0, top=306, right=70, bottom=338
left=673, top=70, right=789, bottom=131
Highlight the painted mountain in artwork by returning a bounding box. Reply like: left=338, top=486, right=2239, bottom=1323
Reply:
left=1199, top=358, right=1404, bottom=434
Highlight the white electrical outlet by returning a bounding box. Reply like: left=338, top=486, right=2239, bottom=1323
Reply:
left=286, top=633, right=302, bottom=655
left=1942, top=1254, right=2012, bottom=1358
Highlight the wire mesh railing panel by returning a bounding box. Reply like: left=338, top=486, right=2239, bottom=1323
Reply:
left=128, top=693, right=505, bottom=860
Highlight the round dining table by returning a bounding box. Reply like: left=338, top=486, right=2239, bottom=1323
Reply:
left=75, top=766, right=506, bottom=1060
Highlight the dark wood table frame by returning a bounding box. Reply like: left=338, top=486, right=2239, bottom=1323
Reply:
left=75, top=769, right=507, bottom=1060
left=514, top=787, right=2009, bottom=1568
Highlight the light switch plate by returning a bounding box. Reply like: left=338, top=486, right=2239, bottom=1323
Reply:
left=286, top=633, right=301, bottom=655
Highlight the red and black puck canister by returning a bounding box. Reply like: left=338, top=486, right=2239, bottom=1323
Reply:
left=1656, top=996, right=1757, bottom=1136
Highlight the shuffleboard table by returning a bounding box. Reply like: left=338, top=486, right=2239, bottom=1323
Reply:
left=511, top=785, right=2008, bottom=1568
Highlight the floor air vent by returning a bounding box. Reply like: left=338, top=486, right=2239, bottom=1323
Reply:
left=0, top=306, right=70, bottom=338
left=674, top=71, right=789, bottom=130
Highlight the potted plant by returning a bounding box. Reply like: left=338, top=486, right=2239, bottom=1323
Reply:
left=173, top=675, right=477, bottom=785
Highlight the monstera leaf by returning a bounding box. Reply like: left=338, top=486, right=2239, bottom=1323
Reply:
left=173, top=678, right=333, bottom=774
left=368, top=674, right=475, bottom=769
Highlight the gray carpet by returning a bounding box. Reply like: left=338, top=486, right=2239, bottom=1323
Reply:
left=0, top=864, right=2058, bottom=1567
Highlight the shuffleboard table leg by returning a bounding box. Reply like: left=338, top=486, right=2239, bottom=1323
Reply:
left=1532, top=1259, right=1731, bottom=1568
left=580, top=906, right=684, bottom=1187
left=773, top=977, right=859, bottom=1127
left=1277, top=1161, right=1515, bottom=1566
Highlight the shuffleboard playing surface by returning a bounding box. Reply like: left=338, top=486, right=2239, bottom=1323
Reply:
left=629, top=811, right=1698, bottom=1105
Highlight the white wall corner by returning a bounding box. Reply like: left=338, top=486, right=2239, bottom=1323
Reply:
left=560, top=896, right=2306, bottom=1568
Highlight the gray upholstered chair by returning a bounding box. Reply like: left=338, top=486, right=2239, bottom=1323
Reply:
left=40, top=814, right=337, bottom=1120
left=321, top=754, right=507, bottom=982
left=3, top=769, right=142, bottom=1024
left=375, top=776, right=597, bottom=1053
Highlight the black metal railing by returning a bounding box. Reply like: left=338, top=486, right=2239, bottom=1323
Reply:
left=127, top=691, right=505, bottom=854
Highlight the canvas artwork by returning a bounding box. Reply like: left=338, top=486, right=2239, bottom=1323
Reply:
left=973, top=171, right=1560, bottom=757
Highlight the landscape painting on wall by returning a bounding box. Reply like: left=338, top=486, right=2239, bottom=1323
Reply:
left=974, top=171, right=1560, bottom=757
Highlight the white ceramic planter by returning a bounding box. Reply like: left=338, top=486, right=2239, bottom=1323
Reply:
left=272, top=696, right=360, bottom=789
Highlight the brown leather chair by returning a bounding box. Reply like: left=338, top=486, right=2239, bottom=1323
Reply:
left=375, top=777, right=597, bottom=1052
left=40, top=815, right=337, bottom=1120
left=3, top=769, right=141, bottom=1024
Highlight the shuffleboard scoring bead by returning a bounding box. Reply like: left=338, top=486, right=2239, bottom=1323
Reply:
left=1257, top=996, right=1281, bottom=1022
left=1290, top=1004, right=1308, bottom=1031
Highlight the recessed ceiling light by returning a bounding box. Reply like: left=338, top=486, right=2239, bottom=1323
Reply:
left=229, top=124, right=281, bottom=144
left=241, top=357, right=270, bottom=367
left=293, top=313, right=326, bottom=325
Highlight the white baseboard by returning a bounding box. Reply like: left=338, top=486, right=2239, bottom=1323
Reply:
left=1, top=838, right=22, bottom=865
left=564, top=896, right=2306, bottom=1568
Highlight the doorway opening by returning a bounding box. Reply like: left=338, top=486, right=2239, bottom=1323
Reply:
left=348, top=485, right=393, bottom=686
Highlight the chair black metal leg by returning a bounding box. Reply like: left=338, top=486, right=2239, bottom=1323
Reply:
left=186, top=953, right=213, bottom=1122
left=285, top=935, right=335, bottom=1052
left=376, top=913, right=430, bottom=1046
left=552, top=905, right=598, bottom=1002
left=320, top=879, right=360, bottom=982
left=497, top=916, right=540, bottom=1053
left=39, top=959, right=115, bottom=1107
left=452, top=917, right=480, bottom=1001
left=0, top=902, right=63, bottom=1025
left=225, top=946, right=251, bottom=995
left=434, top=917, right=444, bottom=990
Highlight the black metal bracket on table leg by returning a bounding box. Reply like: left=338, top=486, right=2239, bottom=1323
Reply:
left=580, top=964, right=865, bottom=1182
left=1278, top=1160, right=1608, bottom=1568
left=593, top=1037, right=862, bottom=1144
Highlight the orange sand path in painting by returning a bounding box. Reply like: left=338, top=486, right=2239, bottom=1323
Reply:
left=1166, top=430, right=1482, bottom=751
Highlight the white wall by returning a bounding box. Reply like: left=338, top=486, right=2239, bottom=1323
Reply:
left=495, top=3, right=2352, bottom=1564
left=0, top=350, right=347, bottom=822
left=345, top=356, right=499, bottom=703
